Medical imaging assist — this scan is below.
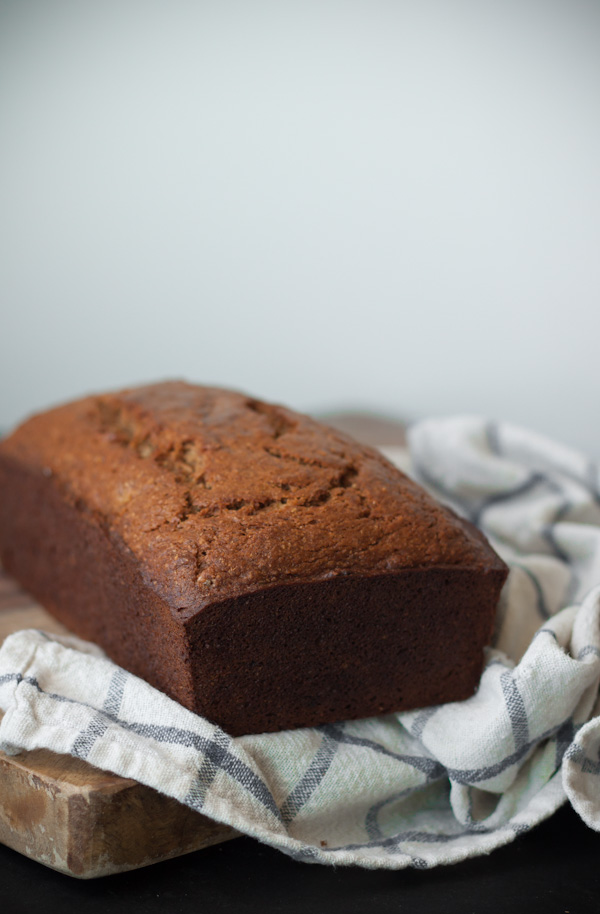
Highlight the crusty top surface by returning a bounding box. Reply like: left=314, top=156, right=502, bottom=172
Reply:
left=0, top=382, right=505, bottom=614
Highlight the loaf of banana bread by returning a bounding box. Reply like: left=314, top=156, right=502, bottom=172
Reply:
left=0, top=382, right=508, bottom=735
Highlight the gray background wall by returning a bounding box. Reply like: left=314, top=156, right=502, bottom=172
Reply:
left=1, top=0, right=599, bottom=454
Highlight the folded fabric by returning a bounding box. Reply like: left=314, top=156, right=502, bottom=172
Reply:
left=1, top=416, right=599, bottom=869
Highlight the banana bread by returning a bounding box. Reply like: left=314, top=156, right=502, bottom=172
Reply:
left=0, top=382, right=508, bottom=735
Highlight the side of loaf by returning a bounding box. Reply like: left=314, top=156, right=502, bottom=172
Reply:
left=0, top=382, right=508, bottom=735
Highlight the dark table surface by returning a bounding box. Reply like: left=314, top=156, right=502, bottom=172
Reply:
left=2, top=413, right=600, bottom=912
left=2, top=803, right=600, bottom=914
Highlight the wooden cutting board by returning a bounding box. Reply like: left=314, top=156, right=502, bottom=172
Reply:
left=0, top=571, right=238, bottom=879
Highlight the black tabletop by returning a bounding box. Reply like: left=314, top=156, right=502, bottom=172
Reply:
left=2, top=802, right=600, bottom=914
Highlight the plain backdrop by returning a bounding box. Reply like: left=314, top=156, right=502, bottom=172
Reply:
left=1, top=0, right=599, bottom=455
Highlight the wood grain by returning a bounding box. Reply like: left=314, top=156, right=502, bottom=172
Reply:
left=0, top=573, right=238, bottom=879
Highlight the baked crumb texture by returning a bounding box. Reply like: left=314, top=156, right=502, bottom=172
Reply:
left=0, top=382, right=507, bottom=735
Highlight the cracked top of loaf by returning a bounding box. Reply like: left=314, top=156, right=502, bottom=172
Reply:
left=0, top=381, right=505, bottom=616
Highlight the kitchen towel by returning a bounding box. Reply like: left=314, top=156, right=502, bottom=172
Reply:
left=1, top=417, right=599, bottom=869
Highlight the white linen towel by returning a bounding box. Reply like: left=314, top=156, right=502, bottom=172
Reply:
left=1, top=416, right=599, bottom=869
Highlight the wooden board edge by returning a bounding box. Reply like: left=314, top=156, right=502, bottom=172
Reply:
left=0, top=744, right=239, bottom=879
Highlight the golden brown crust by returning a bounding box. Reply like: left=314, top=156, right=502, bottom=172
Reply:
left=1, top=381, right=504, bottom=615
